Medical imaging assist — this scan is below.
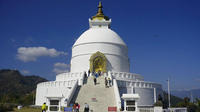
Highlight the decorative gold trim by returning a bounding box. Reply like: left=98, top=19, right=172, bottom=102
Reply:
left=89, top=51, right=107, bottom=73
left=91, top=1, right=109, bottom=20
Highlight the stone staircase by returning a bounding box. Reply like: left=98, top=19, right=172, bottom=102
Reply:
left=72, top=75, right=116, bottom=112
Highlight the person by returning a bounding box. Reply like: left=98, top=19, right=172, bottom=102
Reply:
left=73, top=103, right=77, bottom=112
left=75, top=103, right=80, bottom=112
left=98, top=70, right=101, bottom=76
left=84, top=103, right=89, bottom=112
left=95, top=72, right=98, bottom=78
left=84, top=71, right=87, bottom=78
left=108, top=78, right=111, bottom=87
left=94, top=77, right=97, bottom=85
left=42, top=102, right=47, bottom=112
left=105, top=77, right=108, bottom=88
left=88, top=69, right=90, bottom=76
left=92, top=71, right=94, bottom=76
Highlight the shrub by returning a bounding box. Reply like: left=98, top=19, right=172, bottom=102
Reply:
left=0, top=103, right=14, bottom=112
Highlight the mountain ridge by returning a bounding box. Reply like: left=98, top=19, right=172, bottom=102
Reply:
left=0, top=69, right=47, bottom=105
left=171, top=89, right=200, bottom=99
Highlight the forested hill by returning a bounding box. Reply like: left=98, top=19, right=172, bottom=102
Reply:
left=0, top=69, right=47, bottom=104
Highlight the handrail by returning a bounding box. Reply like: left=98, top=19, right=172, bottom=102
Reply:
left=113, top=78, right=121, bottom=111
left=67, top=80, right=78, bottom=106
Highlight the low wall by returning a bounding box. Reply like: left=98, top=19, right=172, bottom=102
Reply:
left=117, top=80, right=162, bottom=89
left=35, top=80, right=77, bottom=106
left=139, top=107, right=154, bottom=112
left=117, top=80, right=162, bottom=107
left=110, top=71, right=144, bottom=81
left=113, top=79, right=121, bottom=110
left=56, top=72, right=84, bottom=85
left=37, top=80, right=77, bottom=87
left=67, top=80, right=78, bottom=106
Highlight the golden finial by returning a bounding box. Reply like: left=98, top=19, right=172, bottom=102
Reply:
left=97, top=1, right=103, bottom=15
left=91, top=1, right=109, bottom=20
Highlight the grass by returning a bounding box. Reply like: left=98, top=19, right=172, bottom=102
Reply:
left=13, top=107, right=41, bottom=112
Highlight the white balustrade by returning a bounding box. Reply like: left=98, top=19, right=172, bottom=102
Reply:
left=113, top=79, right=121, bottom=111
left=37, top=80, right=77, bottom=88
left=55, top=72, right=84, bottom=85
left=116, top=80, right=161, bottom=89
left=139, top=108, right=154, bottom=112
left=67, top=80, right=78, bottom=106
left=109, top=71, right=144, bottom=81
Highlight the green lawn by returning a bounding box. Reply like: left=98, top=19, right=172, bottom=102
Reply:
left=13, top=107, right=41, bottom=112
left=13, top=106, right=67, bottom=112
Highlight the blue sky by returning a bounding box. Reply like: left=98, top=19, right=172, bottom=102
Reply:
left=0, top=0, right=200, bottom=90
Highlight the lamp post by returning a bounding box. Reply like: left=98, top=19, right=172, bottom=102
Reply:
left=167, top=78, right=171, bottom=108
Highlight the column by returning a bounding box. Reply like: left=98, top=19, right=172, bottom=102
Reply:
left=47, top=99, right=50, bottom=111
left=58, top=99, right=61, bottom=111
left=135, top=101, right=138, bottom=112
left=154, top=88, right=157, bottom=103
left=124, top=99, right=127, bottom=111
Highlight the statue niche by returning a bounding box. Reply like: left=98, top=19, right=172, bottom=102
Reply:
left=89, top=51, right=107, bottom=73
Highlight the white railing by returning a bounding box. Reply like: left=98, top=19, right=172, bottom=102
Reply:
left=117, top=80, right=162, bottom=89
left=113, top=79, right=121, bottom=111
left=110, top=71, right=144, bottom=81
left=56, top=72, right=83, bottom=80
left=37, top=80, right=77, bottom=87
left=139, top=107, right=187, bottom=112
left=56, top=72, right=84, bottom=85
left=67, top=80, right=78, bottom=106
left=166, top=108, right=187, bottom=112
left=79, top=72, right=84, bottom=85
left=139, top=108, right=154, bottom=112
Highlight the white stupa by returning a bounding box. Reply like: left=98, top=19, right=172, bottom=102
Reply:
left=35, top=2, right=162, bottom=112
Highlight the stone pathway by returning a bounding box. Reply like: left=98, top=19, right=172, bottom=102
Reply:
left=74, top=75, right=116, bottom=112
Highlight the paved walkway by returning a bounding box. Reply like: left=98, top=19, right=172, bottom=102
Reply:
left=74, top=75, right=116, bottom=112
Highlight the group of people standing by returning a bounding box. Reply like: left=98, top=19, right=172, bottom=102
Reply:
left=86, top=70, right=112, bottom=87
left=41, top=102, right=89, bottom=112
left=86, top=69, right=103, bottom=86
left=73, top=102, right=89, bottom=112
left=87, top=69, right=104, bottom=77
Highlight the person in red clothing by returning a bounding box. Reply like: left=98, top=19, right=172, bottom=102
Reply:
left=75, top=103, right=80, bottom=112
left=73, top=103, right=77, bottom=112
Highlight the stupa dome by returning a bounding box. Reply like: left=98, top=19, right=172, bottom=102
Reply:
left=73, top=28, right=127, bottom=47
left=70, top=1, right=129, bottom=73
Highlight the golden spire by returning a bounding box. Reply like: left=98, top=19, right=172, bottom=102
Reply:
left=97, top=1, right=103, bottom=16
left=91, top=1, right=109, bottom=20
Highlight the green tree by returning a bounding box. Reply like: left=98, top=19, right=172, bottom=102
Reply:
left=176, top=97, right=199, bottom=112
left=154, top=94, right=163, bottom=107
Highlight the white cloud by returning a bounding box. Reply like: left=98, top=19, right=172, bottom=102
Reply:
left=17, top=47, right=67, bottom=62
left=54, top=62, right=69, bottom=68
left=53, top=68, right=69, bottom=74
left=53, top=62, right=70, bottom=74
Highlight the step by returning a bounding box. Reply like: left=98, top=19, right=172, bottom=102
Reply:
left=74, top=76, right=116, bottom=112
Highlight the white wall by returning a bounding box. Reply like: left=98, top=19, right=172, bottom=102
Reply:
left=71, top=43, right=129, bottom=72
left=35, top=80, right=77, bottom=106
left=56, top=72, right=84, bottom=85
left=117, top=79, right=162, bottom=107
left=135, top=88, right=155, bottom=106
